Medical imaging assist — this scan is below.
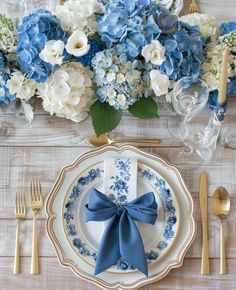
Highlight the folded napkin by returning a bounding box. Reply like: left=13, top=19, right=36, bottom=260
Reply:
left=84, top=188, right=157, bottom=276
left=104, top=158, right=137, bottom=203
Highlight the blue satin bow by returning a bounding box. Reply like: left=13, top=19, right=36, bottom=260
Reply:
left=84, top=188, right=157, bottom=276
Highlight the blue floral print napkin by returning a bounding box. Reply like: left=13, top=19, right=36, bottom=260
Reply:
left=104, top=158, right=137, bottom=204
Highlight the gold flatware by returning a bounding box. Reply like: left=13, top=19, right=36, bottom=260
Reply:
left=199, top=172, right=210, bottom=275
left=89, top=134, right=161, bottom=147
left=211, top=187, right=230, bottom=274
left=30, top=180, right=43, bottom=275
left=14, top=192, right=26, bottom=274
left=188, top=0, right=199, bottom=13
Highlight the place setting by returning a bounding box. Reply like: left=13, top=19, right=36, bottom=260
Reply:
left=0, top=0, right=235, bottom=289
left=46, top=145, right=195, bottom=289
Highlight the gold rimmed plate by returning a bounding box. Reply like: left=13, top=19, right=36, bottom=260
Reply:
left=62, top=161, right=180, bottom=273
left=46, top=145, right=195, bottom=290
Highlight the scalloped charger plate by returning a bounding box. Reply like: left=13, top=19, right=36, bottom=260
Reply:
left=46, top=145, right=195, bottom=290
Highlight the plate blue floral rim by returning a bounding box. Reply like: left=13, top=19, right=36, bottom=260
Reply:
left=63, top=161, right=180, bottom=273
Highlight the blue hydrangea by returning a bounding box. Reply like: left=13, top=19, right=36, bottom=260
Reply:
left=220, top=21, right=236, bottom=36
left=0, top=71, right=16, bottom=105
left=97, top=0, right=149, bottom=58
left=143, top=3, right=177, bottom=43
left=98, top=0, right=179, bottom=59
left=76, top=39, right=102, bottom=67
left=17, top=9, right=68, bottom=83
left=158, top=21, right=205, bottom=80
left=92, top=48, right=152, bottom=109
left=0, top=51, right=5, bottom=68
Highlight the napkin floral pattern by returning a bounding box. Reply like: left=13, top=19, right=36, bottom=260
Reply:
left=104, top=158, right=137, bottom=204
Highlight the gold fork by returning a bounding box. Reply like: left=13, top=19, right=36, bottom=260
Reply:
left=30, top=180, right=43, bottom=274
left=14, top=192, right=26, bottom=274
left=189, top=0, right=199, bottom=13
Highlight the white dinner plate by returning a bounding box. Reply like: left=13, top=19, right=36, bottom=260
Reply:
left=46, top=145, right=195, bottom=290
left=62, top=162, right=180, bottom=273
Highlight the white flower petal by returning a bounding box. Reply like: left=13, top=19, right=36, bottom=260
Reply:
left=65, top=29, right=90, bottom=57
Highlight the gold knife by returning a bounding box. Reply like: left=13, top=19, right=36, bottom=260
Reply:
left=199, top=172, right=210, bottom=274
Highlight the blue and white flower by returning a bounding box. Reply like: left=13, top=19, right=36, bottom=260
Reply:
left=180, top=13, right=217, bottom=39
left=17, top=9, right=68, bottom=83
left=92, top=48, right=151, bottom=109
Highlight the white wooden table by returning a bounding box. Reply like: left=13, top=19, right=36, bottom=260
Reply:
left=1, top=1, right=236, bottom=289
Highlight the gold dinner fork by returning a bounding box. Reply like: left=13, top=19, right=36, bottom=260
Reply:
left=30, top=180, right=43, bottom=275
left=14, top=192, right=26, bottom=274
left=189, top=0, right=199, bottom=13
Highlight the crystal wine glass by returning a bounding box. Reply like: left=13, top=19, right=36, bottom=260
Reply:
left=170, top=77, right=210, bottom=163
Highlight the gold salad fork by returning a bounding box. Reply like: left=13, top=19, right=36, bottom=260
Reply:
left=14, top=192, right=26, bottom=274
left=30, top=180, right=43, bottom=274
left=189, top=0, right=199, bottom=13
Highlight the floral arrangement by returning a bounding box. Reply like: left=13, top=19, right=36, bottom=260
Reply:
left=181, top=14, right=236, bottom=109
left=0, top=0, right=235, bottom=136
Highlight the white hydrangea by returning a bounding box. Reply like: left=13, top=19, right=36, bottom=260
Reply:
left=6, top=71, right=37, bottom=101
left=54, top=0, right=104, bottom=35
left=180, top=13, right=217, bottom=39
left=202, top=35, right=235, bottom=91
left=38, top=62, right=95, bottom=122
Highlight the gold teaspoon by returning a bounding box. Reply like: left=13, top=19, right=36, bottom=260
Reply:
left=211, top=187, right=230, bottom=274
left=89, top=134, right=161, bottom=147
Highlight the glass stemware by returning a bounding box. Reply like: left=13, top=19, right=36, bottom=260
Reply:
left=170, top=77, right=221, bottom=163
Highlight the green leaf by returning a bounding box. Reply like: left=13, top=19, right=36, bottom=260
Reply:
left=90, top=101, right=122, bottom=137
left=128, top=97, right=159, bottom=119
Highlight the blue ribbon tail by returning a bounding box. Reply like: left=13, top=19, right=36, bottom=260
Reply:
left=94, top=214, right=120, bottom=275
left=119, top=212, right=148, bottom=276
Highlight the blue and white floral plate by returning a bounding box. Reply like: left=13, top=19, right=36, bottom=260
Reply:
left=46, top=145, right=195, bottom=290
left=62, top=162, right=179, bottom=273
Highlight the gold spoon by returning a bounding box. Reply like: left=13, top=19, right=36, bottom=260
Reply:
left=211, top=187, right=230, bottom=274
left=89, top=134, right=161, bottom=147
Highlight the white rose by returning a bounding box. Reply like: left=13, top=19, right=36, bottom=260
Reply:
left=150, top=70, right=170, bottom=97
left=65, top=30, right=90, bottom=57
left=39, top=40, right=65, bottom=66
left=142, top=40, right=166, bottom=65
left=180, top=13, right=217, bottom=38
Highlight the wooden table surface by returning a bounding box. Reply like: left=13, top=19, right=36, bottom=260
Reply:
left=1, top=1, right=236, bottom=289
